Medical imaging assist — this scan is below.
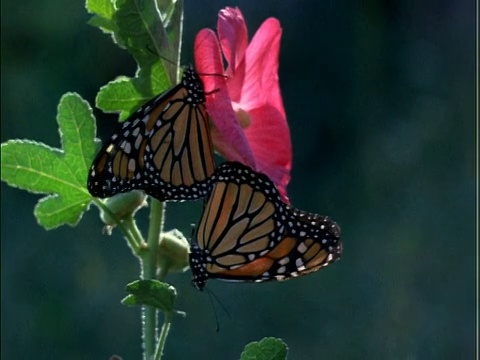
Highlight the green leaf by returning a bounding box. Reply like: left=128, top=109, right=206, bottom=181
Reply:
left=115, top=0, right=167, bottom=54
left=158, top=0, right=183, bottom=70
left=88, top=15, right=117, bottom=34
left=96, top=62, right=170, bottom=119
left=1, top=93, right=97, bottom=229
left=114, top=0, right=179, bottom=80
left=240, top=338, right=288, bottom=360
left=86, top=0, right=115, bottom=19
left=86, top=0, right=118, bottom=35
left=122, top=280, right=176, bottom=313
left=88, top=0, right=184, bottom=117
left=114, top=0, right=169, bottom=84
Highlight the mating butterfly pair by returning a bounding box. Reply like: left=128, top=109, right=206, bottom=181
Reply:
left=87, top=67, right=342, bottom=290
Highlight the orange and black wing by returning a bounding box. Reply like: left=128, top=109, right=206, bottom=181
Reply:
left=87, top=67, right=215, bottom=202
left=262, top=210, right=342, bottom=281
left=189, top=162, right=342, bottom=290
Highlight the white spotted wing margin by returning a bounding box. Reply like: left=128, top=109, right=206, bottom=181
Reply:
left=272, top=209, right=342, bottom=280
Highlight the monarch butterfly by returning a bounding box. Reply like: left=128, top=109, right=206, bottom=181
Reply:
left=87, top=66, right=215, bottom=202
left=190, top=161, right=342, bottom=290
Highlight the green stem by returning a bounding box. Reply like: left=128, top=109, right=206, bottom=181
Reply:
left=154, top=312, right=172, bottom=360
left=123, top=215, right=146, bottom=248
left=93, top=198, right=141, bottom=255
left=141, top=199, right=166, bottom=360
left=157, top=263, right=169, bottom=282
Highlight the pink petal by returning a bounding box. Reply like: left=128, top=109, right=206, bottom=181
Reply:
left=244, top=104, right=291, bottom=201
left=217, top=7, right=248, bottom=81
left=194, top=29, right=256, bottom=168
left=237, top=17, right=291, bottom=198
left=194, top=29, right=224, bottom=92
left=194, top=9, right=291, bottom=201
left=241, top=18, right=284, bottom=115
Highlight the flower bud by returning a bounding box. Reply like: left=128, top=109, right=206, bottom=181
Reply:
left=157, top=229, right=190, bottom=274
left=100, top=191, right=147, bottom=226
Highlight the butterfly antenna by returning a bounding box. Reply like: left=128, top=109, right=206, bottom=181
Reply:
left=212, top=289, right=231, bottom=320
left=197, top=72, right=229, bottom=79
left=205, top=88, right=220, bottom=96
left=197, top=72, right=229, bottom=91
left=145, top=45, right=176, bottom=65
left=205, top=287, right=232, bottom=332
left=189, top=223, right=196, bottom=242
left=205, top=288, right=222, bottom=332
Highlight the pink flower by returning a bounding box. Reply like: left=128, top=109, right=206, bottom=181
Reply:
left=194, top=7, right=292, bottom=201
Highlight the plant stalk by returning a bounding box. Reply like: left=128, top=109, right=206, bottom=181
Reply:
left=141, top=199, right=165, bottom=360
left=154, top=312, right=173, bottom=360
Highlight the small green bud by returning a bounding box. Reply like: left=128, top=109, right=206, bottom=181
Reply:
left=100, top=191, right=147, bottom=226
left=157, top=229, right=190, bottom=274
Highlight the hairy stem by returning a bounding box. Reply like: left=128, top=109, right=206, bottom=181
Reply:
left=93, top=198, right=141, bottom=255
left=141, top=199, right=165, bottom=360
left=154, top=312, right=173, bottom=360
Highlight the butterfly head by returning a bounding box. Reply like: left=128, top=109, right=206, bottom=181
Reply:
left=182, top=66, right=205, bottom=104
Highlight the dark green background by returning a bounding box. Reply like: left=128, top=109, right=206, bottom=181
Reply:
left=1, top=1, right=475, bottom=359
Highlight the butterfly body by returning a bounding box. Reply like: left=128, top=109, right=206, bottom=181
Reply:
left=88, top=67, right=215, bottom=202
left=190, top=162, right=342, bottom=290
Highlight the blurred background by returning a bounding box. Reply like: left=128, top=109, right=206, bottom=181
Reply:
left=1, top=0, right=475, bottom=359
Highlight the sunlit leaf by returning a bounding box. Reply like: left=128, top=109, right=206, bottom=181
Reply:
left=95, top=62, right=170, bottom=120
left=1, top=93, right=97, bottom=229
